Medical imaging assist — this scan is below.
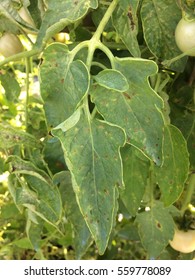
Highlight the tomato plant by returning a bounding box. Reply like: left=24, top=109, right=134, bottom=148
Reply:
left=0, top=0, right=195, bottom=260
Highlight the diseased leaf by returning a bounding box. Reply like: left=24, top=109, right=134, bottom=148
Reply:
left=0, top=0, right=37, bottom=33
left=54, top=171, right=92, bottom=259
left=120, top=145, right=150, bottom=216
left=141, top=0, right=187, bottom=72
left=155, top=125, right=189, bottom=206
left=172, top=112, right=195, bottom=170
left=36, top=0, right=98, bottom=47
left=112, top=0, right=140, bottom=57
left=7, top=157, right=62, bottom=225
left=91, top=57, right=164, bottom=165
left=0, top=72, right=20, bottom=102
left=136, top=201, right=175, bottom=258
left=52, top=110, right=125, bottom=254
left=40, top=43, right=90, bottom=128
left=0, top=123, right=41, bottom=149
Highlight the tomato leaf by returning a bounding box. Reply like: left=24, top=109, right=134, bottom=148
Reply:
left=154, top=125, right=189, bottom=206
left=141, top=0, right=187, bottom=72
left=0, top=123, right=41, bottom=149
left=112, top=0, right=141, bottom=57
left=91, top=57, right=164, bottom=165
left=7, top=156, right=62, bottom=226
left=136, top=201, right=175, bottom=258
left=40, top=43, right=90, bottom=128
left=36, top=0, right=98, bottom=47
left=52, top=110, right=125, bottom=254
left=120, top=145, right=150, bottom=216
left=94, top=69, right=129, bottom=92
left=54, top=171, right=92, bottom=259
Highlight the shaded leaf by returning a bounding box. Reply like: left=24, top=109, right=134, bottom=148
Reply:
left=91, top=57, right=164, bottom=165
left=136, top=201, right=175, bottom=258
left=40, top=43, right=90, bottom=128
left=0, top=72, right=20, bottom=102
left=112, top=0, right=140, bottom=57
left=36, top=0, right=98, bottom=47
left=155, top=125, right=189, bottom=206
left=120, top=145, right=150, bottom=216
left=7, top=157, right=62, bottom=225
left=54, top=171, right=92, bottom=259
left=52, top=110, right=125, bottom=254
left=0, top=123, right=41, bottom=149
left=172, top=112, right=195, bottom=170
left=26, top=211, right=43, bottom=251
left=141, top=0, right=187, bottom=72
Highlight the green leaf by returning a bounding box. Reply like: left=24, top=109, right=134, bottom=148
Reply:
left=141, top=0, right=187, bottom=72
left=26, top=212, right=43, bottom=251
left=155, top=125, right=189, bottom=206
left=120, top=145, right=150, bottom=216
left=36, top=0, right=98, bottom=47
left=172, top=112, right=195, bottom=170
left=0, top=72, right=20, bottom=102
left=0, top=123, right=41, bottom=149
left=91, top=57, right=164, bottom=165
left=0, top=0, right=37, bottom=33
left=7, top=156, right=62, bottom=225
left=136, top=201, right=175, bottom=258
left=54, top=171, right=92, bottom=259
left=40, top=43, right=90, bottom=128
left=94, top=69, right=129, bottom=92
left=112, top=0, right=141, bottom=57
left=52, top=110, right=125, bottom=254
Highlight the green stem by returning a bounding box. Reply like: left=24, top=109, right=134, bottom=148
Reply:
left=0, top=48, right=39, bottom=67
left=93, top=0, right=119, bottom=42
left=181, top=173, right=195, bottom=214
left=149, top=161, right=155, bottom=207
left=25, top=57, right=30, bottom=129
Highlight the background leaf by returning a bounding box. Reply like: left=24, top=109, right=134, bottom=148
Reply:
left=54, top=171, right=92, bottom=259
left=120, top=145, right=150, bottom=216
left=7, top=156, right=62, bottom=225
left=136, top=201, right=175, bottom=258
left=35, top=0, right=98, bottom=47
left=141, top=0, right=187, bottom=72
left=112, top=0, right=141, bottom=57
left=0, top=123, right=40, bottom=149
left=154, top=125, right=189, bottom=206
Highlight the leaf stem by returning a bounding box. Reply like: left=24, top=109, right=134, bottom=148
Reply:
left=181, top=173, right=195, bottom=214
left=25, top=57, right=30, bottom=129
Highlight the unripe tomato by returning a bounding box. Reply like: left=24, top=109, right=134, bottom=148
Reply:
left=169, top=227, right=195, bottom=253
left=175, top=18, right=195, bottom=56
left=0, top=33, right=23, bottom=57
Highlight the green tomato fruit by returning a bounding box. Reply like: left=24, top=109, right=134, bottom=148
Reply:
left=0, top=33, right=23, bottom=57
left=175, top=18, right=195, bottom=56
left=169, top=227, right=195, bottom=253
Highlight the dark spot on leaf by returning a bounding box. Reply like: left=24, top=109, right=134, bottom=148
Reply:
left=127, top=6, right=135, bottom=31
left=61, top=79, right=64, bottom=83
left=123, top=92, right=131, bottom=100
left=157, top=222, right=161, bottom=228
